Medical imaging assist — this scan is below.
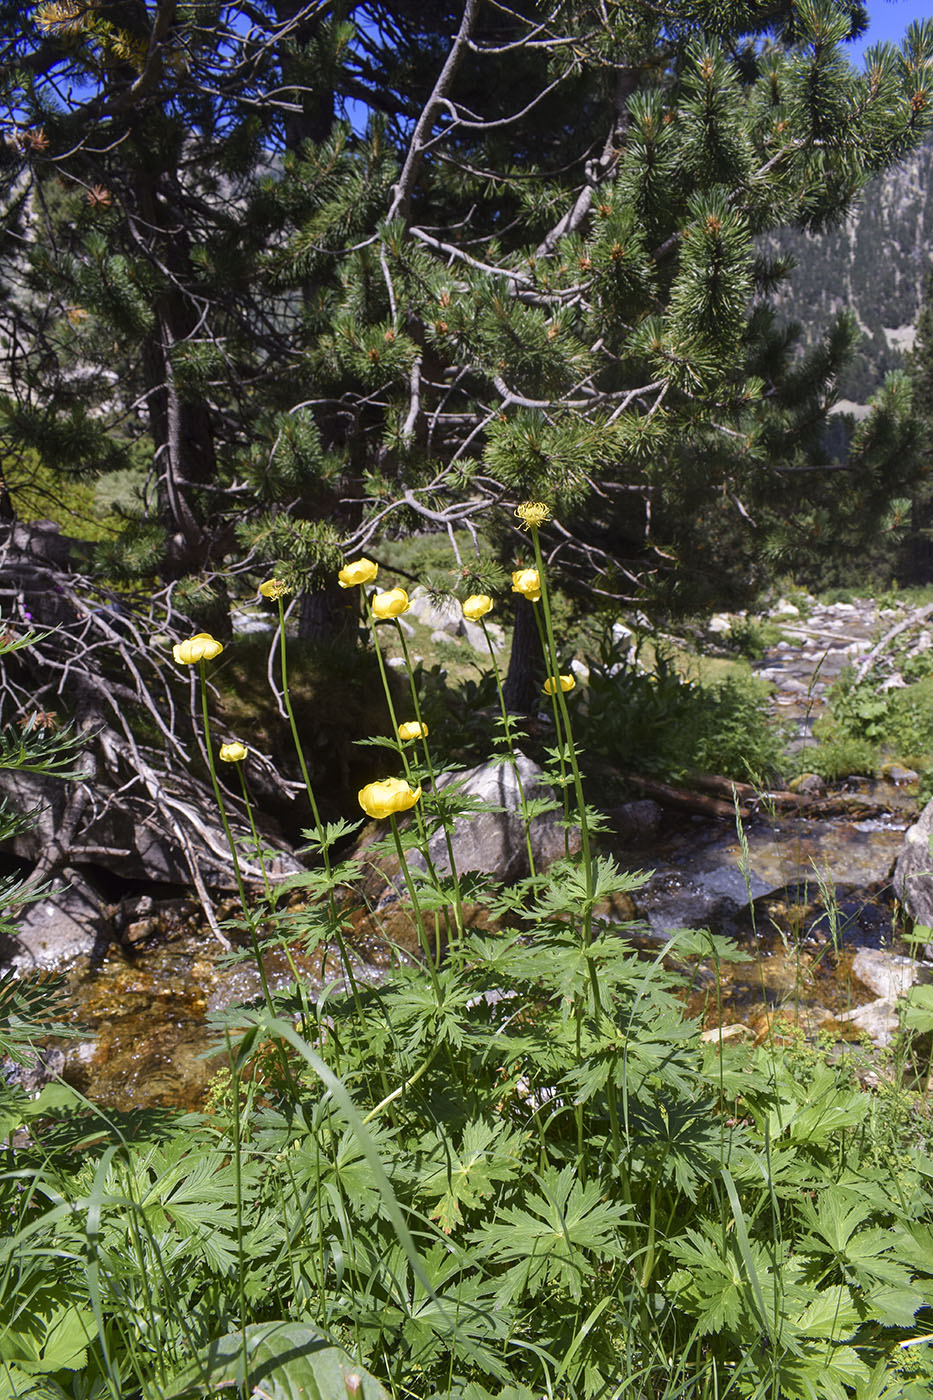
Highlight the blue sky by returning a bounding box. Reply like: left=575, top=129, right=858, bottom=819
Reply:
left=847, top=0, right=931, bottom=65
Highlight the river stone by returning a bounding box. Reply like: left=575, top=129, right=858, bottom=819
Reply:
left=427, top=754, right=576, bottom=882
left=834, top=998, right=901, bottom=1047
left=850, top=948, right=928, bottom=1001
left=1, top=871, right=103, bottom=971
left=893, top=798, right=933, bottom=940
left=407, top=590, right=461, bottom=635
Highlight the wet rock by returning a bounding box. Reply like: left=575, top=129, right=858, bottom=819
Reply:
left=700, top=1023, right=753, bottom=1044
left=789, top=773, right=825, bottom=797
left=352, top=755, right=575, bottom=956
left=850, top=948, right=928, bottom=1001
left=834, top=998, right=900, bottom=1046
left=607, top=799, right=664, bottom=844
left=2, top=871, right=104, bottom=971
left=428, top=754, right=575, bottom=882
left=884, top=764, right=919, bottom=786
left=893, top=798, right=933, bottom=937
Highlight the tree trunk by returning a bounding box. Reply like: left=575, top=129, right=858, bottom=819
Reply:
left=503, top=596, right=545, bottom=713
left=298, top=581, right=358, bottom=644
left=134, top=171, right=217, bottom=575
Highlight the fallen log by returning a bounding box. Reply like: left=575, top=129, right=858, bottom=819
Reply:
left=618, top=771, right=750, bottom=821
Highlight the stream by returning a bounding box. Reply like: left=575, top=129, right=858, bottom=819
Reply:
left=11, top=597, right=927, bottom=1112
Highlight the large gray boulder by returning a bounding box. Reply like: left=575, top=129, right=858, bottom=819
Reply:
left=353, top=755, right=578, bottom=959
left=428, top=754, right=577, bottom=883
left=894, top=798, right=933, bottom=938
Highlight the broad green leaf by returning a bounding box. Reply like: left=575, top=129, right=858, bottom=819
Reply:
left=793, top=1284, right=861, bottom=1340
left=163, top=1321, right=389, bottom=1400
left=2, top=1303, right=95, bottom=1374
left=903, top=984, right=933, bottom=1033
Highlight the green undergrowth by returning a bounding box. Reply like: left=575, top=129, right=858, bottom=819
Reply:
left=809, top=661, right=933, bottom=791
left=580, top=636, right=787, bottom=785
left=3, top=571, right=933, bottom=1400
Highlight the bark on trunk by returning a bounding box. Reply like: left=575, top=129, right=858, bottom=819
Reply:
left=298, top=581, right=358, bottom=644
left=503, top=596, right=545, bottom=713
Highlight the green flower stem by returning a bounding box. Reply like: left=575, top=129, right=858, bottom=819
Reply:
left=235, top=762, right=309, bottom=1021
left=529, top=598, right=573, bottom=853
left=528, top=532, right=596, bottom=959
left=275, top=596, right=329, bottom=871
left=236, top=763, right=273, bottom=903
left=388, top=813, right=443, bottom=1000
left=480, top=616, right=537, bottom=880
left=525, top=532, right=621, bottom=1163
left=394, top=620, right=465, bottom=944
left=273, top=599, right=382, bottom=1090
left=361, top=1039, right=442, bottom=1126
left=198, top=660, right=276, bottom=1018
left=364, top=596, right=447, bottom=954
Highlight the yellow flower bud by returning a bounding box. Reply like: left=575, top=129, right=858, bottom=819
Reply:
left=259, top=578, right=290, bottom=599
left=543, top=674, right=575, bottom=695
left=511, top=568, right=541, bottom=603
left=397, top=720, right=428, bottom=742
left=218, top=741, right=248, bottom=762
left=338, top=558, right=379, bottom=589
left=358, top=776, right=422, bottom=819
left=172, top=632, right=224, bottom=665
left=371, top=587, right=409, bottom=619
left=514, top=501, right=550, bottom=531
left=462, top=594, right=493, bottom=621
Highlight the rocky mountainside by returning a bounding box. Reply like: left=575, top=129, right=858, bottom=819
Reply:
left=763, top=132, right=933, bottom=407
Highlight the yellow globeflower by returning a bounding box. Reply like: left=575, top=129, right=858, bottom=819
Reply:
left=338, top=558, right=379, bottom=589
left=372, top=587, right=410, bottom=619
left=462, top=594, right=493, bottom=621
left=543, top=674, right=576, bottom=695
left=511, top=568, right=541, bottom=603
left=219, top=741, right=248, bottom=762
left=358, top=777, right=422, bottom=820
left=398, top=720, right=428, bottom=742
left=514, top=501, right=550, bottom=531
left=172, top=632, right=224, bottom=665
left=259, top=578, right=290, bottom=599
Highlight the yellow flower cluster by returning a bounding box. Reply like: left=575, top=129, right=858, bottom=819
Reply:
left=372, top=588, right=410, bottom=619
left=338, top=558, right=379, bottom=589
left=358, top=777, right=422, bottom=819
left=543, top=674, right=575, bottom=696
left=511, top=569, right=541, bottom=603
left=462, top=594, right=493, bottom=621
left=514, top=501, right=550, bottom=531
left=173, top=632, right=224, bottom=665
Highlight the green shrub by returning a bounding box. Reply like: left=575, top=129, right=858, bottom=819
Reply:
left=581, top=637, right=787, bottom=782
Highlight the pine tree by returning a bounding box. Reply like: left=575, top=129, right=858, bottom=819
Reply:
left=0, top=1, right=930, bottom=628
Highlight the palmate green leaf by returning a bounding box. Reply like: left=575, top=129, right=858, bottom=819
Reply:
left=470, top=1164, right=628, bottom=1303
left=767, top=1062, right=869, bottom=1146
left=668, top=1227, right=746, bottom=1335
left=419, top=1118, right=525, bottom=1234
left=395, top=1243, right=511, bottom=1382
left=0, top=1302, right=95, bottom=1375
left=798, top=1192, right=917, bottom=1292
left=902, top=984, right=933, bottom=1033
left=793, top=1284, right=862, bottom=1340
left=775, top=1342, right=872, bottom=1400
left=162, top=1321, right=389, bottom=1400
